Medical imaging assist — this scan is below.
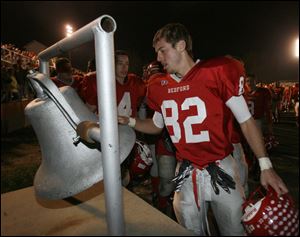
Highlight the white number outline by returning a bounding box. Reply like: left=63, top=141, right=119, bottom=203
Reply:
left=118, top=92, right=132, bottom=116
left=162, top=97, right=210, bottom=143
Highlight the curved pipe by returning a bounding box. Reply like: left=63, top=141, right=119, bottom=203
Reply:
left=38, top=15, right=116, bottom=61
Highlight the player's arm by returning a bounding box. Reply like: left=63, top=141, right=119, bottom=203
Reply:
left=118, top=111, right=163, bottom=135
left=86, top=103, right=97, bottom=113
left=226, top=95, right=288, bottom=195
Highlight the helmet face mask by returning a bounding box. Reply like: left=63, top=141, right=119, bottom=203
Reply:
left=143, top=61, right=164, bottom=81
left=129, top=140, right=153, bottom=179
left=242, top=186, right=299, bottom=236
left=264, top=135, right=279, bottom=151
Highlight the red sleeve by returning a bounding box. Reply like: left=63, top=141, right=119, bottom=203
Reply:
left=146, top=78, right=162, bottom=113
left=84, top=73, right=98, bottom=107
left=218, top=58, right=246, bottom=102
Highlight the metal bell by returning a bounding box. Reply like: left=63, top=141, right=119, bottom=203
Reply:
left=25, top=72, right=136, bottom=199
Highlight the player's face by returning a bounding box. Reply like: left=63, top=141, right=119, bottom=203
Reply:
left=115, top=55, right=129, bottom=79
left=154, top=38, right=181, bottom=74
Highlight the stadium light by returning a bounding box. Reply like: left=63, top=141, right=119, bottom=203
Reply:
left=296, top=38, right=299, bottom=58
left=65, top=24, right=73, bottom=37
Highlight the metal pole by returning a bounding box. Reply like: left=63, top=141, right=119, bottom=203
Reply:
left=93, top=17, right=125, bottom=236
left=39, top=61, right=50, bottom=77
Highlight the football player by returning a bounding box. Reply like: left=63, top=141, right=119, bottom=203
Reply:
left=83, top=50, right=146, bottom=117
left=83, top=50, right=146, bottom=186
left=244, top=74, right=277, bottom=179
left=118, top=23, right=288, bottom=235
left=144, top=61, right=177, bottom=216
left=51, top=57, right=84, bottom=97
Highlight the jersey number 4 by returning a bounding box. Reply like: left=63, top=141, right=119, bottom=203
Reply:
left=118, top=92, right=132, bottom=117
left=162, top=97, right=210, bottom=143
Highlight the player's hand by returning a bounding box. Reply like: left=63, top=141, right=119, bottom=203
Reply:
left=260, top=168, right=288, bottom=196
left=118, top=116, right=129, bottom=125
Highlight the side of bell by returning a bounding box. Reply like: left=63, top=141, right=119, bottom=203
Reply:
left=60, top=86, right=136, bottom=164
left=25, top=88, right=103, bottom=200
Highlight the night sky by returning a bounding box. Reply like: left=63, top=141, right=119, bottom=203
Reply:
left=1, top=1, right=299, bottom=83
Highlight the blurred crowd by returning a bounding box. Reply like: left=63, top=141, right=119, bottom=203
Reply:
left=262, top=82, right=299, bottom=122
left=1, top=43, right=84, bottom=103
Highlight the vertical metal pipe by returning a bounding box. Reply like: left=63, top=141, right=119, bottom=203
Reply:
left=39, top=60, right=50, bottom=77
left=93, top=17, right=125, bottom=235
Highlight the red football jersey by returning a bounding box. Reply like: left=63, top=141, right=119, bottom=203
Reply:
left=84, top=72, right=146, bottom=117
left=147, top=57, right=246, bottom=166
left=244, top=87, right=272, bottom=120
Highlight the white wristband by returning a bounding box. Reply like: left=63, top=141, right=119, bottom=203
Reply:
left=258, top=157, right=273, bottom=171
left=128, top=117, right=136, bottom=128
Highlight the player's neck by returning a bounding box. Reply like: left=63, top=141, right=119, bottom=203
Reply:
left=175, top=56, right=196, bottom=78
left=116, top=76, right=126, bottom=85
left=57, top=73, right=73, bottom=85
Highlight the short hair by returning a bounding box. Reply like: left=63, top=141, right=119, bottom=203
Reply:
left=153, top=23, right=193, bottom=58
left=115, top=50, right=129, bottom=62
left=246, top=73, right=256, bottom=78
left=55, top=57, right=71, bottom=71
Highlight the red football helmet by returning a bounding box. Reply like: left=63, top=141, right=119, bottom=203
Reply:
left=242, top=186, right=299, bottom=236
left=143, top=61, right=164, bottom=81
left=129, top=140, right=153, bottom=179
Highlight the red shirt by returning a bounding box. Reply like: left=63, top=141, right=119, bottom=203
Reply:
left=147, top=57, right=246, bottom=166
left=84, top=72, right=146, bottom=117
